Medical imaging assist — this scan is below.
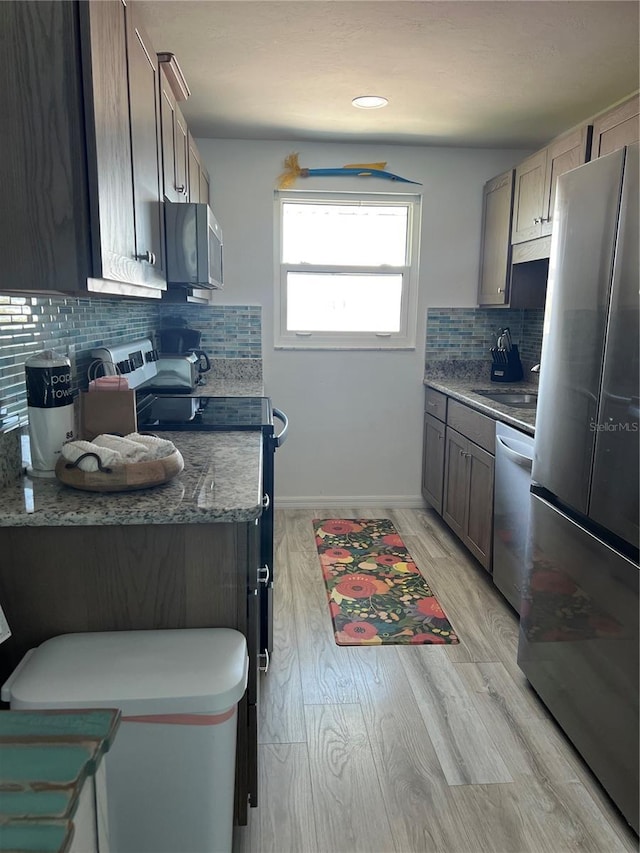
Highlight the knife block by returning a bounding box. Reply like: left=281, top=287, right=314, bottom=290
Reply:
left=490, top=345, right=523, bottom=382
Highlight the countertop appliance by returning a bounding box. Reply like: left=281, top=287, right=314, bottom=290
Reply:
left=158, top=325, right=203, bottom=354
left=492, top=422, right=534, bottom=613
left=156, top=325, right=211, bottom=380
left=145, top=353, right=207, bottom=392
left=164, top=201, right=223, bottom=289
left=137, top=394, right=289, bottom=669
left=518, top=144, right=639, bottom=832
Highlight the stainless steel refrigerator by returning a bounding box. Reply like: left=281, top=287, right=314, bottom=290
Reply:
left=518, top=143, right=639, bottom=833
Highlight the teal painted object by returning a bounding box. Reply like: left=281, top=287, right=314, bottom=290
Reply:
left=0, top=744, right=93, bottom=785
left=0, top=710, right=119, bottom=741
left=0, top=820, right=73, bottom=853
left=0, top=709, right=121, bottom=851
left=0, top=790, right=74, bottom=819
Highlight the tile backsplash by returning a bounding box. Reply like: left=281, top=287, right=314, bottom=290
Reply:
left=425, top=307, right=544, bottom=365
left=0, top=295, right=262, bottom=426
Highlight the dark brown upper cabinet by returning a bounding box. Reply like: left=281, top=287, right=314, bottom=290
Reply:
left=590, top=94, right=639, bottom=160
left=0, top=0, right=165, bottom=298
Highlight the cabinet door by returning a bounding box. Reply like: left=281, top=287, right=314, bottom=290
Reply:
left=175, top=106, right=189, bottom=199
left=188, top=132, right=210, bottom=205
left=83, top=0, right=140, bottom=286
left=465, top=442, right=495, bottom=571
left=199, top=166, right=210, bottom=206
left=126, top=4, right=165, bottom=287
left=591, top=94, right=639, bottom=160
left=511, top=149, right=546, bottom=244
left=246, top=523, right=260, bottom=810
left=188, top=132, right=201, bottom=202
left=541, top=125, right=591, bottom=236
left=422, top=414, right=445, bottom=514
left=442, top=429, right=468, bottom=540
left=159, top=67, right=179, bottom=202
left=478, top=169, right=514, bottom=305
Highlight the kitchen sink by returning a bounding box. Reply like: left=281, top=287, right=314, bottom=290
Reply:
left=472, top=390, right=538, bottom=409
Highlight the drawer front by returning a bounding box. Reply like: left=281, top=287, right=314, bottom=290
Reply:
left=447, top=400, right=495, bottom=454
left=425, top=387, right=447, bottom=421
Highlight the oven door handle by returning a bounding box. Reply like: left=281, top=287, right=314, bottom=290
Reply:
left=273, top=408, right=289, bottom=448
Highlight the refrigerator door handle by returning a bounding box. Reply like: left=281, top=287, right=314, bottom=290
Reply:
left=273, top=408, right=289, bottom=448
left=496, top=435, right=534, bottom=471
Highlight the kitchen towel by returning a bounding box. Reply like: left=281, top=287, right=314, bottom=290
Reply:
left=125, top=433, right=176, bottom=460
left=93, top=434, right=149, bottom=463
left=314, top=518, right=459, bottom=646
left=61, top=441, right=124, bottom=472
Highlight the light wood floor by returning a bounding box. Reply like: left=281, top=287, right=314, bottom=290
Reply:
left=233, top=507, right=638, bottom=853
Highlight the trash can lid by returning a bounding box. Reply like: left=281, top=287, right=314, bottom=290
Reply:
left=2, top=629, right=248, bottom=716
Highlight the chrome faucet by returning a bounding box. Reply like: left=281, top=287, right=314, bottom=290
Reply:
left=530, top=363, right=541, bottom=373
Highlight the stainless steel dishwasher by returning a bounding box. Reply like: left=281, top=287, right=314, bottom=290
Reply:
left=493, top=421, right=535, bottom=613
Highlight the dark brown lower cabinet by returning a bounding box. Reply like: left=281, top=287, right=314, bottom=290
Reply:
left=443, top=427, right=495, bottom=571
left=421, top=413, right=446, bottom=514
left=0, top=521, right=259, bottom=825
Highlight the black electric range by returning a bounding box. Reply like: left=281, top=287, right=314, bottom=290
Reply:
left=137, top=393, right=288, bottom=670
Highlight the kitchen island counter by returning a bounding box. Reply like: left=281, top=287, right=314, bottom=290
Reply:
left=0, top=431, right=263, bottom=528
left=424, top=376, right=537, bottom=435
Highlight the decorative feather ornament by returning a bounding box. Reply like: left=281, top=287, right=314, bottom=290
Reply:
left=277, top=153, right=421, bottom=189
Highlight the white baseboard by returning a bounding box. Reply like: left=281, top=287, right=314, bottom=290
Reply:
left=275, top=495, right=425, bottom=509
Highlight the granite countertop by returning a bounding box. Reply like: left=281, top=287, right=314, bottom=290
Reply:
left=424, top=373, right=537, bottom=435
left=0, top=431, right=263, bottom=528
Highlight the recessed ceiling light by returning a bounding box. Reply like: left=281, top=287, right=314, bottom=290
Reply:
left=352, top=95, right=388, bottom=110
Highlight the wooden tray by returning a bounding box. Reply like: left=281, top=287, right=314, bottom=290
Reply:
left=55, top=449, right=184, bottom=492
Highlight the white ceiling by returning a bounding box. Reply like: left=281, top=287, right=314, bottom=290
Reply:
left=137, top=0, right=639, bottom=149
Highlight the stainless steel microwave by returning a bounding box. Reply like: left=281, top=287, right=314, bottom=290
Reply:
left=164, top=202, right=223, bottom=289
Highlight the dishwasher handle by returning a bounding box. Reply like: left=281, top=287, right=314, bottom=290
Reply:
left=496, top=435, right=533, bottom=471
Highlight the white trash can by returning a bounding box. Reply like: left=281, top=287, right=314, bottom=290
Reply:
left=1, top=628, right=248, bottom=853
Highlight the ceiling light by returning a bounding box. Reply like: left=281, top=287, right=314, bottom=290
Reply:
left=352, top=95, right=388, bottom=110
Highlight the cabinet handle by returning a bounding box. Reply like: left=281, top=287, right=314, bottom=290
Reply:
left=533, top=217, right=542, bottom=224
left=497, top=287, right=504, bottom=293
left=135, top=250, right=156, bottom=265
left=259, top=650, right=270, bottom=673
left=262, top=493, right=270, bottom=511
left=427, top=401, right=437, bottom=407
left=175, top=184, right=185, bottom=194
left=459, top=449, right=465, bottom=457
left=258, top=564, right=270, bottom=585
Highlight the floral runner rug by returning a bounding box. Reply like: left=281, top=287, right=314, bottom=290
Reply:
left=313, top=518, right=459, bottom=646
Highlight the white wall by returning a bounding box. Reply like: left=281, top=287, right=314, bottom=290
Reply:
left=197, top=139, right=524, bottom=506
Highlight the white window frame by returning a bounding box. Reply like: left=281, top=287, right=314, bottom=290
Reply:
left=274, top=190, right=421, bottom=350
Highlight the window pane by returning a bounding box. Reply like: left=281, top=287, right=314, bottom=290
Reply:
left=282, top=203, right=408, bottom=266
left=287, top=272, right=402, bottom=332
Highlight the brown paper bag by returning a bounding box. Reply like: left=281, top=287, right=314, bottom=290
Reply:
left=78, top=390, right=137, bottom=441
